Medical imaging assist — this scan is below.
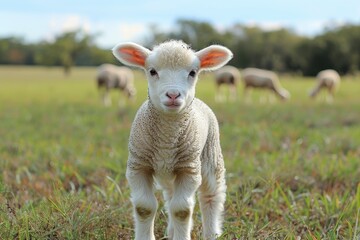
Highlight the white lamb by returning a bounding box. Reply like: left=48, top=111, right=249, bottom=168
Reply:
left=242, top=67, right=290, bottom=102
left=214, top=65, right=241, bottom=102
left=112, top=40, right=233, bottom=240
left=309, top=69, right=341, bottom=103
left=96, top=63, right=136, bottom=106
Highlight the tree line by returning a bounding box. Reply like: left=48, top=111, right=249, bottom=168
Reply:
left=0, top=20, right=359, bottom=76
left=0, top=31, right=116, bottom=75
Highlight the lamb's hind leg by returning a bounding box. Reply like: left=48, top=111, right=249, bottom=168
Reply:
left=103, top=88, right=112, bottom=106
left=229, top=84, right=237, bottom=102
left=126, top=168, right=158, bottom=240
left=159, top=179, right=175, bottom=239
left=326, top=87, right=335, bottom=103
left=198, top=155, right=226, bottom=239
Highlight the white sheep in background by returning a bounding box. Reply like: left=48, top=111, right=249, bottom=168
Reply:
left=112, top=40, right=232, bottom=240
left=242, top=67, right=290, bottom=102
left=214, top=65, right=241, bottom=102
left=309, top=69, right=341, bottom=103
left=96, top=63, right=136, bottom=106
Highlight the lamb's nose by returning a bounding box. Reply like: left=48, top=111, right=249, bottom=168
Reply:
left=166, top=91, right=181, bottom=100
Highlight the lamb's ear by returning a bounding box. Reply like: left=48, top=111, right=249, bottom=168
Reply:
left=196, top=45, right=233, bottom=71
left=112, top=42, right=151, bottom=69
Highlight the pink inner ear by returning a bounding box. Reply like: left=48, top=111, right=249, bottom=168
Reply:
left=119, top=47, right=146, bottom=66
left=200, top=51, right=227, bottom=68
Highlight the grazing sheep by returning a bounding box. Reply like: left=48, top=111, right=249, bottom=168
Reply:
left=309, top=69, right=340, bottom=103
left=112, top=40, right=232, bottom=240
left=96, top=63, right=136, bottom=106
left=242, top=67, right=290, bottom=102
left=214, top=65, right=241, bottom=102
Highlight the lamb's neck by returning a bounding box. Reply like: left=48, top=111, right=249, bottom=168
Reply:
left=144, top=100, right=198, bottom=160
left=147, top=100, right=192, bottom=133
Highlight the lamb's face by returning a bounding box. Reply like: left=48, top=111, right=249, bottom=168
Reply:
left=146, top=67, right=198, bottom=113
left=145, top=47, right=200, bottom=114
left=112, top=40, right=233, bottom=113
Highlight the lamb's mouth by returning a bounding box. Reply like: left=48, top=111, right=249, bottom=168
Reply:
left=164, top=101, right=182, bottom=110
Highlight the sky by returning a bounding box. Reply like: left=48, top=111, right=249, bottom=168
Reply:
left=1, top=0, right=359, bottom=48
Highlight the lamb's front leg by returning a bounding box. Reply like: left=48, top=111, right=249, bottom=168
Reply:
left=169, top=168, right=201, bottom=240
left=126, top=168, right=158, bottom=240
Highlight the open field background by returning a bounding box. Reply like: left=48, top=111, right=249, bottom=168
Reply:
left=0, top=66, right=360, bottom=239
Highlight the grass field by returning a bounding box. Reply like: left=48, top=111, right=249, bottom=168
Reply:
left=0, top=65, right=359, bottom=239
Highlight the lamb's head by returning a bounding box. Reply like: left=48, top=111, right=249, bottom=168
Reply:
left=112, top=40, right=233, bottom=114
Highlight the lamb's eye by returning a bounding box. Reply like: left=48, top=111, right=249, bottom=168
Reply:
left=189, top=70, right=196, bottom=77
left=149, top=68, right=158, bottom=76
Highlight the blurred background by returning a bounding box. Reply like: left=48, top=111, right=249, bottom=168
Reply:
left=1, top=0, right=360, bottom=76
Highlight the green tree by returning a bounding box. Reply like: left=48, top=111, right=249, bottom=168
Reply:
left=145, top=20, right=230, bottom=51
left=34, top=30, right=96, bottom=75
left=0, top=37, right=31, bottom=65
left=54, top=30, right=94, bottom=75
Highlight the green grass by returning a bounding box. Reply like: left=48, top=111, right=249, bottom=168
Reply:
left=0, top=65, right=359, bottom=239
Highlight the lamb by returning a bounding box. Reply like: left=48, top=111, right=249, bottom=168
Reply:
left=309, top=69, right=340, bottom=103
left=241, top=67, right=290, bottom=102
left=96, top=63, right=136, bottom=106
left=112, top=40, right=233, bottom=240
left=214, top=65, right=241, bottom=102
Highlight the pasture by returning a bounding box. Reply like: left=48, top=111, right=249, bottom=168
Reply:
left=0, top=66, right=359, bottom=239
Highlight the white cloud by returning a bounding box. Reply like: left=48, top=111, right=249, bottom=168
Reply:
left=245, top=21, right=285, bottom=31
left=89, top=22, right=150, bottom=48
left=62, top=15, right=91, bottom=33
left=118, top=23, right=147, bottom=42
left=44, top=16, right=150, bottom=47
left=292, top=19, right=348, bottom=36
left=45, top=14, right=91, bottom=41
left=229, top=19, right=348, bottom=36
